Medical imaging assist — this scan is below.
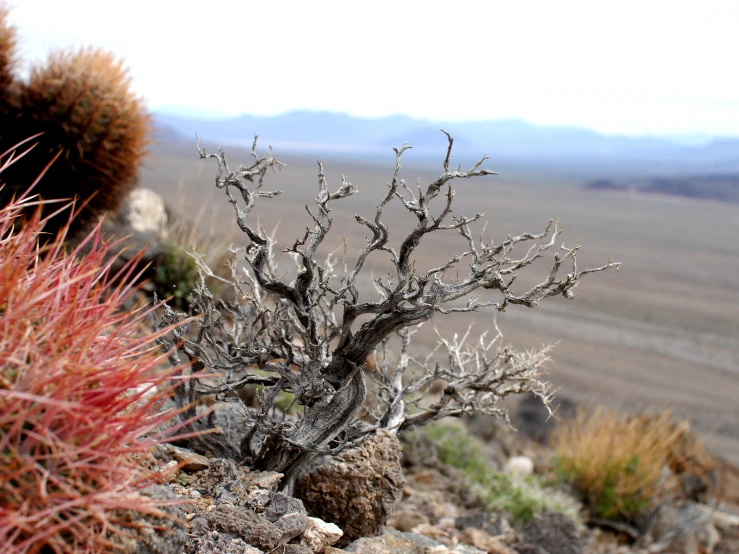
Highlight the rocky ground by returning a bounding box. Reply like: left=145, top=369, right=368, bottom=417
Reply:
left=111, top=397, right=739, bottom=554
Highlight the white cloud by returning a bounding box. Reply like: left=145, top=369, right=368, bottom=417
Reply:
left=9, top=0, right=739, bottom=136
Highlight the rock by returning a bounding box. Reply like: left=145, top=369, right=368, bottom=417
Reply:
left=386, top=529, right=456, bottom=553
left=505, top=456, right=534, bottom=478
left=299, top=517, right=344, bottom=551
left=282, top=545, right=314, bottom=554
left=452, top=546, right=490, bottom=554
left=455, top=512, right=514, bottom=543
left=349, top=529, right=435, bottom=554
left=641, top=501, right=720, bottom=554
left=267, top=491, right=306, bottom=522
left=168, top=445, right=211, bottom=471
left=411, top=523, right=454, bottom=546
left=275, top=512, right=309, bottom=544
left=699, top=505, right=739, bottom=533
left=245, top=471, right=283, bottom=492
left=714, top=525, right=739, bottom=554
left=246, top=488, right=272, bottom=510
left=437, top=518, right=458, bottom=533
left=345, top=528, right=489, bottom=554
left=388, top=511, right=431, bottom=532
left=297, top=430, right=405, bottom=546
left=112, top=485, right=188, bottom=554
left=190, top=504, right=282, bottom=551
left=514, top=513, right=581, bottom=554
left=458, top=528, right=515, bottom=554
left=262, top=492, right=308, bottom=543
left=190, top=459, right=282, bottom=508
left=118, top=188, right=169, bottom=241
left=100, top=188, right=169, bottom=272
left=344, top=536, right=391, bottom=554
left=186, top=531, right=264, bottom=554
left=191, top=458, right=241, bottom=496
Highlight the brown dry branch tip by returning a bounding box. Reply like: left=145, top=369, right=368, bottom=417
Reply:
left=154, top=131, right=620, bottom=493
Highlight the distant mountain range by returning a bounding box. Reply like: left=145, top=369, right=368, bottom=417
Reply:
left=153, top=109, right=739, bottom=170
left=586, top=174, right=739, bottom=203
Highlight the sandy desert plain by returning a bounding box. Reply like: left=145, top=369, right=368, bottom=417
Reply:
left=140, top=140, right=739, bottom=465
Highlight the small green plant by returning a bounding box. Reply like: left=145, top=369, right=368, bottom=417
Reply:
left=407, top=420, right=582, bottom=526
left=153, top=244, right=200, bottom=310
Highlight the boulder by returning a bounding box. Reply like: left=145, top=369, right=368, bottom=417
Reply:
left=296, top=430, right=405, bottom=546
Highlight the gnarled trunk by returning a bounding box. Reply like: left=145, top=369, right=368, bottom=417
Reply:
left=248, top=365, right=366, bottom=494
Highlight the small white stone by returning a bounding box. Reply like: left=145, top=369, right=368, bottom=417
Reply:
left=300, top=517, right=343, bottom=551
left=505, top=456, right=534, bottom=478
left=190, top=490, right=201, bottom=499
left=120, top=188, right=169, bottom=240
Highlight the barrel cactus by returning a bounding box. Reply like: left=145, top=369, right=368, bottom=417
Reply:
left=0, top=46, right=151, bottom=238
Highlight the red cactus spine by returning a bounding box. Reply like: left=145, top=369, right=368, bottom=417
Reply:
left=0, top=173, right=198, bottom=552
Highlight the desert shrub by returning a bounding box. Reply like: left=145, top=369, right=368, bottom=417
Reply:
left=0, top=44, right=150, bottom=238
left=0, top=180, right=198, bottom=552
left=550, top=407, right=710, bottom=522
left=155, top=134, right=619, bottom=492
left=408, top=420, right=582, bottom=525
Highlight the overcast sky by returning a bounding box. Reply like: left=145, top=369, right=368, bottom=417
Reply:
left=9, top=0, right=739, bottom=138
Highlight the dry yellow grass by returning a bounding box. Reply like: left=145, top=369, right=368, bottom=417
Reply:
left=551, top=407, right=714, bottom=521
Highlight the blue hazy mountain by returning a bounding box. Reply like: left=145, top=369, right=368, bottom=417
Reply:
left=153, top=109, right=738, bottom=168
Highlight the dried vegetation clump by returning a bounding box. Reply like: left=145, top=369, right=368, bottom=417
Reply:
left=551, top=406, right=716, bottom=523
